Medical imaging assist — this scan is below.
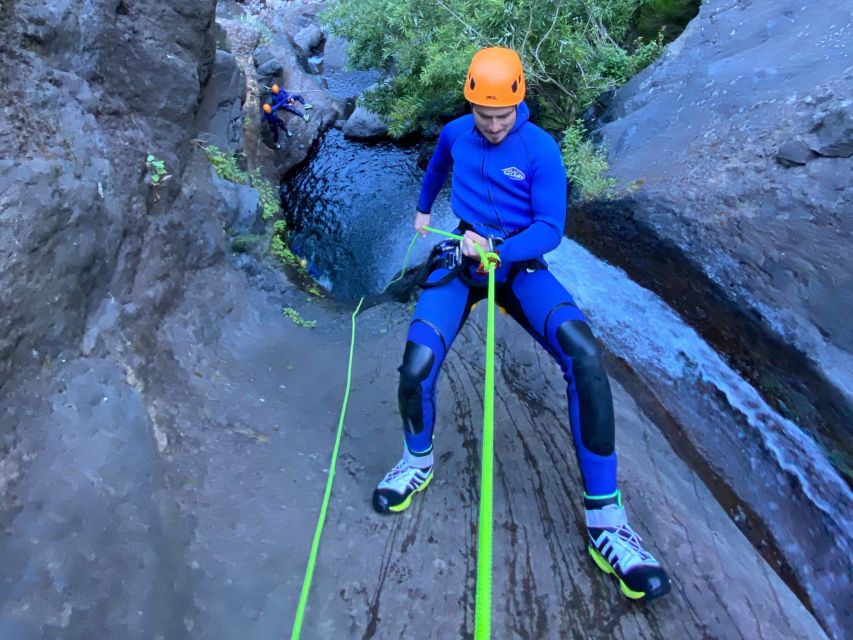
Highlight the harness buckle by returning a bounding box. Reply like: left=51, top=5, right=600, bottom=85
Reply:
left=436, top=239, right=462, bottom=270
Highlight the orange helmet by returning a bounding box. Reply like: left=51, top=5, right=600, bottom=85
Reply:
left=262, top=103, right=272, bottom=114
left=464, top=47, right=525, bottom=107
left=271, top=84, right=280, bottom=94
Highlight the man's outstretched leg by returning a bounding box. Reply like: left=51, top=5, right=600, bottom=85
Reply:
left=373, top=269, right=475, bottom=514
left=372, top=337, right=438, bottom=513
left=558, top=317, right=670, bottom=601
left=505, top=268, right=670, bottom=601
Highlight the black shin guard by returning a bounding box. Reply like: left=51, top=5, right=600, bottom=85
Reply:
left=397, top=341, right=435, bottom=436
left=556, top=320, right=615, bottom=456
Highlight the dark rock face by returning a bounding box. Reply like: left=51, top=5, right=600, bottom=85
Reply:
left=580, top=2, right=853, bottom=473
left=195, top=49, right=247, bottom=154
left=0, top=0, right=219, bottom=636
left=0, top=0, right=218, bottom=388
left=0, top=358, right=191, bottom=639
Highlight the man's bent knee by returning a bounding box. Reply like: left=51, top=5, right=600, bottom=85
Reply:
left=556, top=320, right=614, bottom=456
left=398, top=341, right=436, bottom=435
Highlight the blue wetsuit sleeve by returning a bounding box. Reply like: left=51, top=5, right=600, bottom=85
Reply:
left=416, top=126, right=454, bottom=213
left=498, top=135, right=567, bottom=263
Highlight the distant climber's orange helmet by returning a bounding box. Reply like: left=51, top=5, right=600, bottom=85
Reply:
left=464, top=47, right=525, bottom=107
left=263, top=103, right=272, bottom=114
left=271, top=84, right=280, bottom=94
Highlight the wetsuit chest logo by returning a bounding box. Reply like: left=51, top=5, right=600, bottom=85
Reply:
left=501, top=166, right=525, bottom=180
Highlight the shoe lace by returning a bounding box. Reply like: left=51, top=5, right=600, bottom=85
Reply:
left=609, top=523, right=655, bottom=571
left=383, top=460, right=410, bottom=483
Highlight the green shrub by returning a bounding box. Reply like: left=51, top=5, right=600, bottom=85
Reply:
left=202, top=144, right=245, bottom=183
left=322, top=0, right=664, bottom=136
left=632, top=0, right=700, bottom=43
left=202, top=144, right=279, bottom=220
left=270, top=219, right=305, bottom=268
left=145, top=154, right=170, bottom=185
left=562, top=121, right=617, bottom=201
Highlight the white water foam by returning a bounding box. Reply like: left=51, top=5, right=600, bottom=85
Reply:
left=548, top=239, right=852, bottom=531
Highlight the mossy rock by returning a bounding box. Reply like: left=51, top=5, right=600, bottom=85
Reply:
left=231, top=234, right=266, bottom=254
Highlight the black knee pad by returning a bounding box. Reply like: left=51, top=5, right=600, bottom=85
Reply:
left=398, top=341, right=436, bottom=435
left=556, top=320, right=615, bottom=456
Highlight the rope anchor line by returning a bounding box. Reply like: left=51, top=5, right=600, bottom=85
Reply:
left=291, top=227, right=499, bottom=640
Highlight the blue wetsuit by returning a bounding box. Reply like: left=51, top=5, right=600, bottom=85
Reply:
left=272, top=90, right=306, bottom=118
left=401, top=101, right=617, bottom=496
left=262, top=109, right=288, bottom=144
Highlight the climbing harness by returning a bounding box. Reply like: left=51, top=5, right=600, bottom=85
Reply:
left=290, top=227, right=500, bottom=640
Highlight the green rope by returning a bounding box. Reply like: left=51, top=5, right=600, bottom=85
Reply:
left=424, top=226, right=498, bottom=640
left=290, top=297, right=363, bottom=640
left=290, top=235, right=419, bottom=640
left=291, top=227, right=498, bottom=639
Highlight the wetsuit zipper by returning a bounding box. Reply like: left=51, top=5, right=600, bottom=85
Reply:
left=481, top=137, right=507, bottom=236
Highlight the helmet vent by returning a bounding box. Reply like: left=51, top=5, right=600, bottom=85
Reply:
left=470, top=78, right=476, bottom=90
left=511, top=80, right=518, bottom=93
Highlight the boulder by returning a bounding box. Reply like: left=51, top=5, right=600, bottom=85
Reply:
left=293, top=23, right=324, bottom=57
left=811, top=104, right=853, bottom=158
left=343, top=105, right=389, bottom=139
left=209, top=168, right=264, bottom=235
left=777, top=139, right=816, bottom=167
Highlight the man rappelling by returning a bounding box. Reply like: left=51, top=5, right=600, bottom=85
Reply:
left=372, top=46, right=671, bottom=603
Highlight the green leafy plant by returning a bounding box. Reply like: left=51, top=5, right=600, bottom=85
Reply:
left=562, top=121, right=617, bottom=201
left=201, top=143, right=308, bottom=267
left=632, top=0, right=700, bottom=43
left=322, top=0, right=665, bottom=136
left=248, top=168, right=279, bottom=220
left=282, top=306, right=316, bottom=328
left=270, top=219, right=308, bottom=270
left=145, top=154, right=171, bottom=185
left=202, top=144, right=279, bottom=220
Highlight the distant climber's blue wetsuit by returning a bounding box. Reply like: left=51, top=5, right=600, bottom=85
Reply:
left=262, top=108, right=289, bottom=144
left=401, top=101, right=616, bottom=496
left=272, top=90, right=306, bottom=118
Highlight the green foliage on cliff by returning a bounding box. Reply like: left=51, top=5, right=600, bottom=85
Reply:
left=322, top=0, right=663, bottom=136
left=282, top=307, right=317, bottom=328
left=145, top=154, right=170, bottom=185
left=562, top=121, right=617, bottom=200
left=271, top=219, right=302, bottom=268
left=202, top=145, right=307, bottom=268
left=202, top=144, right=279, bottom=220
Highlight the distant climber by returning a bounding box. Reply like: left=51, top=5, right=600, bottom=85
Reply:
left=270, top=84, right=311, bottom=122
left=261, top=103, right=290, bottom=150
